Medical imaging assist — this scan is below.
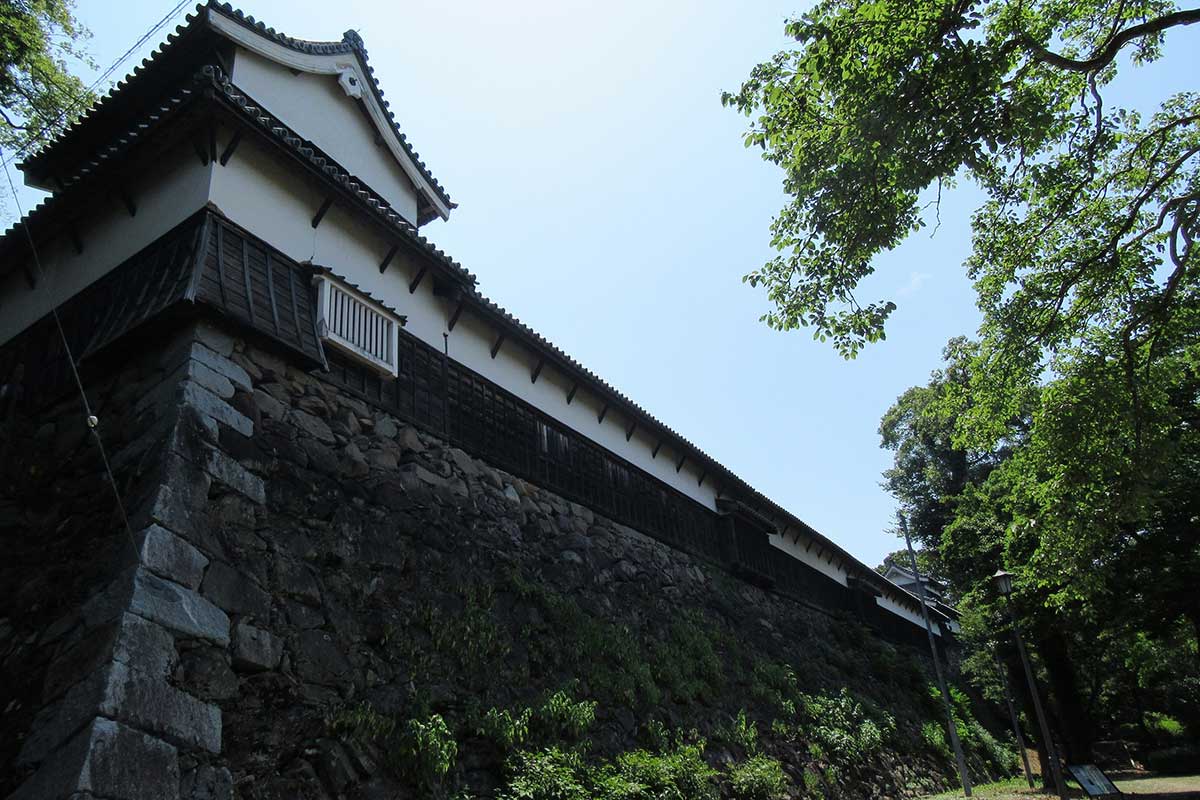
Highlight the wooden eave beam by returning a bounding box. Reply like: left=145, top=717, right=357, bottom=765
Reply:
left=597, top=403, right=609, bottom=424
left=625, top=421, right=636, bottom=442
left=69, top=227, right=83, bottom=255
left=530, top=358, right=545, bottom=384
left=675, top=454, right=686, bottom=473
left=192, top=137, right=209, bottom=165
left=651, top=440, right=664, bottom=459
left=118, top=190, right=136, bottom=217
left=409, top=264, right=429, bottom=292
left=447, top=299, right=464, bottom=331
left=566, top=382, right=578, bottom=404
left=490, top=333, right=506, bottom=359
left=208, top=125, right=217, bottom=163
left=697, top=470, right=707, bottom=487
left=214, top=105, right=479, bottom=308
left=379, top=245, right=398, bottom=274
left=218, top=130, right=242, bottom=165
left=311, top=196, right=334, bottom=229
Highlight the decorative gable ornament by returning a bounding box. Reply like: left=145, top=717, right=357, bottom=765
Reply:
left=337, top=65, right=363, bottom=99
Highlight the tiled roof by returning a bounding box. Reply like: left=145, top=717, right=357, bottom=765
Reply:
left=0, top=64, right=476, bottom=289
left=19, top=1, right=453, bottom=217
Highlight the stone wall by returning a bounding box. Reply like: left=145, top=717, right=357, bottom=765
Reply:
left=1, top=316, right=1013, bottom=799
left=0, top=321, right=262, bottom=798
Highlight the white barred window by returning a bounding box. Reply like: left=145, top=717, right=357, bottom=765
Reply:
left=314, top=275, right=402, bottom=376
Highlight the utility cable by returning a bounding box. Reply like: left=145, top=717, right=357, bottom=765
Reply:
left=1, top=0, right=192, bottom=170
left=2, top=155, right=139, bottom=562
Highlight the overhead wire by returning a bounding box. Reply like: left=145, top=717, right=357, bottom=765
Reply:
left=0, top=0, right=200, bottom=561
left=2, top=156, right=139, bottom=562
left=0, top=0, right=192, bottom=170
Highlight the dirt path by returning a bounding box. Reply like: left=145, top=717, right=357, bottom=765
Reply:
left=923, top=774, right=1200, bottom=799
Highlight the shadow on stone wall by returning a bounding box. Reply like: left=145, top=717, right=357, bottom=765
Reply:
left=1, top=318, right=1017, bottom=799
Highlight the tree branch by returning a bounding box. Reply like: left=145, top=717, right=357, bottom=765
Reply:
left=1022, top=8, right=1200, bottom=73
left=0, top=107, right=28, bottom=130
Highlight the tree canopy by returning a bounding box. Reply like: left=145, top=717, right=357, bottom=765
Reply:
left=0, top=0, right=92, bottom=169
left=730, top=0, right=1200, bottom=751
left=725, top=0, right=1199, bottom=366
left=880, top=329, right=1199, bottom=752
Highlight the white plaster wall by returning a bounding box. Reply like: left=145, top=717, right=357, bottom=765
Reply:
left=767, top=532, right=851, bottom=586
left=231, top=48, right=420, bottom=225
left=0, top=145, right=212, bottom=346
left=209, top=137, right=720, bottom=508
left=209, top=140, right=932, bottom=634
left=444, top=309, right=721, bottom=507
left=876, top=593, right=942, bottom=636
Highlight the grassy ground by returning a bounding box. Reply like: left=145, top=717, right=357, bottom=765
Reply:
left=922, top=774, right=1200, bottom=799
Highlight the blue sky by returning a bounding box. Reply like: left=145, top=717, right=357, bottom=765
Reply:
left=15, top=0, right=1200, bottom=569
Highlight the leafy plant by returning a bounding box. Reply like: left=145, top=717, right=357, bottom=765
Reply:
left=499, top=747, right=589, bottom=800
left=479, top=707, right=534, bottom=751
left=921, top=721, right=950, bottom=759
left=716, top=709, right=759, bottom=754
left=1144, top=712, right=1185, bottom=741
left=605, top=743, right=719, bottom=800
left=801, top=768, right=824, bottom=798
left=538, top=690, right=597, bottom=741
left=727, top=755, right=790, bottom=800
left=326, top=701, right=397, bottom=741
left=397, top=714, right=458, bottom=789
left=799, top=688, right=892, bottom=765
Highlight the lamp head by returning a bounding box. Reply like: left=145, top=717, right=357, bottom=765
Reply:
left=991, top=569, right=1014, bottom=597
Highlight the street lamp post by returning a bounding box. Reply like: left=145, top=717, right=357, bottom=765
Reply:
left=992, top=645, right=1035, bottom=789
left=901, top=515, right=972, bottom=797
left=991, top=569, right=1068, bottom=800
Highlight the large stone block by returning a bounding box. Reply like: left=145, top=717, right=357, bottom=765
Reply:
left=291, top=408, right=335, bottom=444
left=294, top=630, right=351, bottom=686
left=104, top=662, right=222, bottom=752
left=193, top=320, right=238, bottom=357
left=79, top=568, right=224, bottom=645
left=188, top=342, right=252, bottom=393
left=201, top=561, right=271, bottom=620
left=19, top=658, right=220, bottom=765
left=132, top=524, right=209, bottom=589
left=128, top=570, right=231, bottom=646
left=203, top=446, right=266, bottom=504
left=109, top=613, right=178, bottom=679
left=180, top=764, right=233, bottom=800
left=231, top=621, right=282, bottom=671
left=253, top=388, right=288, bottom=422
left=11, top=717, right=179, bottom=800
left=181, top=381, right=253, bottom=438
left=142, top=454, right=212, bottom=539
left=184, top=359, right=236, bottom=400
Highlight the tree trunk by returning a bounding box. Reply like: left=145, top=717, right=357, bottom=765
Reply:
left=1038, top=628, right=1094, bottom=763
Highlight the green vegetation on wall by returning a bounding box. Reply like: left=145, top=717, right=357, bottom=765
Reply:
left=325, top=564, right=1016, bottom=798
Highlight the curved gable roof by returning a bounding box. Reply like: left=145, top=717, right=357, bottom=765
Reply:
left=205, top=2, right=454, bottom=222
